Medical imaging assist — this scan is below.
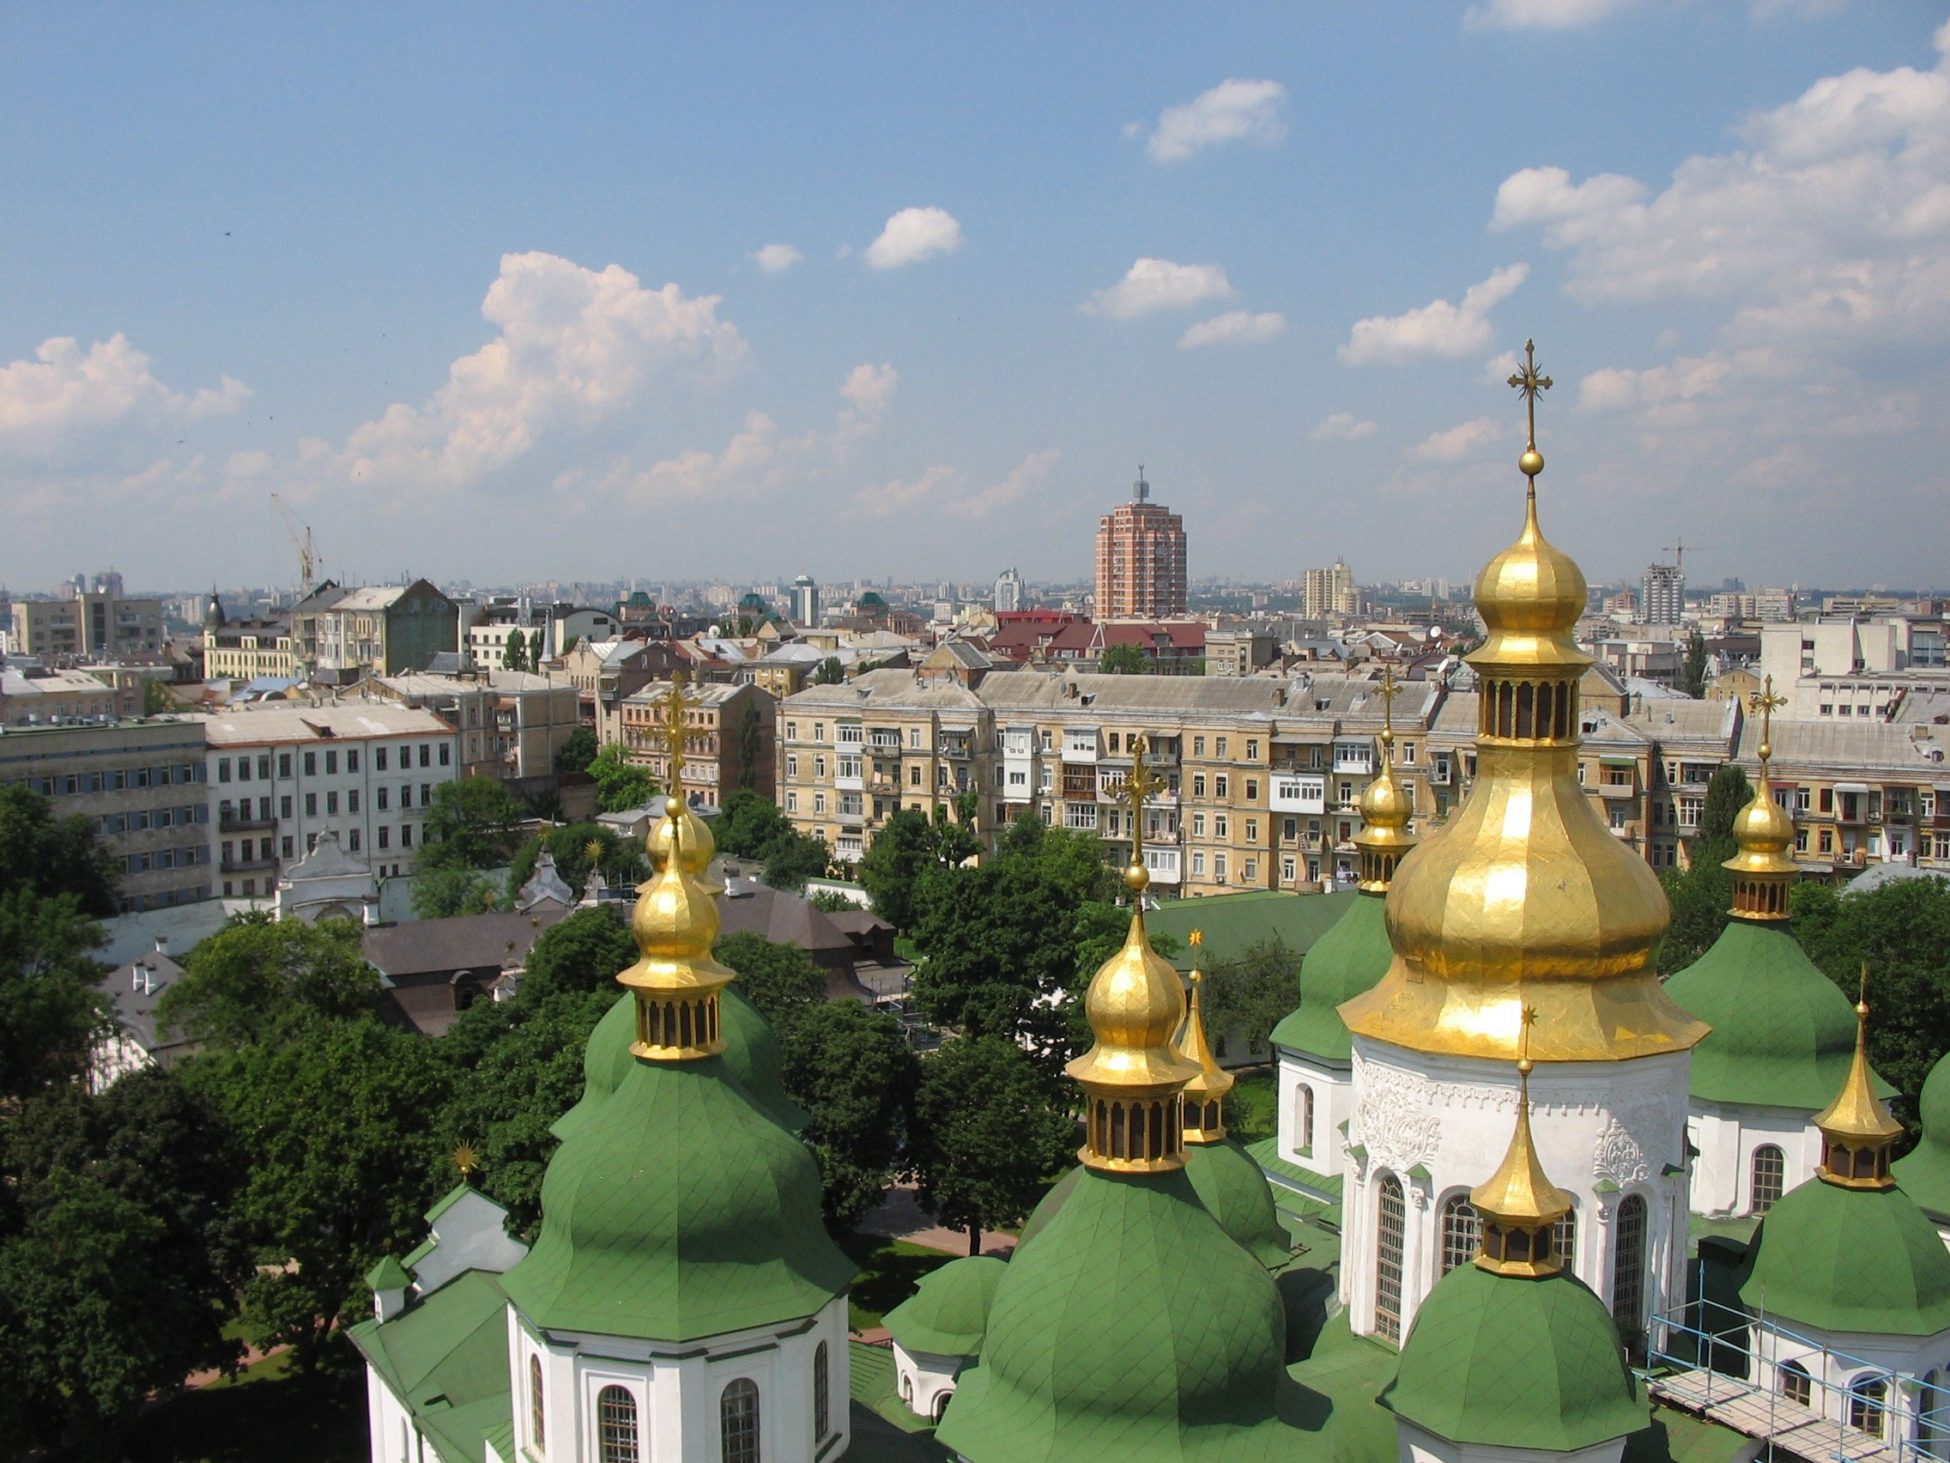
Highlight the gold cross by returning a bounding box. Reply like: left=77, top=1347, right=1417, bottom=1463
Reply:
left=1507, top=338, right=1552, bottom=451
left=655, top=673, right=710, bottom=799
left=1120, top=734, right=1162, bottom=864
left=1749, top=673, right=1788, bottom=766
left=1377, top=664, right=1401, bottom=736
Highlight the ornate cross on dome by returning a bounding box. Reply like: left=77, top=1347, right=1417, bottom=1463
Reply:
left=1507, top=338, right=1552, bottom=452
left=1749, top=674, right=1787, bottom=766
left=1377, top=664, right=1401, bottom=739
left=655, top=673, right=709, bottom=799
left=1120, top=734, right=1162, bottom=866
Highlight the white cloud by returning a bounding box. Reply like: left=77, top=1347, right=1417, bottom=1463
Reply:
left=1411, top=417, right=1505, bottom=461
left=330, top=251, right=744, bottom=492
left=751, top=243, right=803, bottom=273
left=1178, top=310, right=1286, bottom=348
left=1464, top=0, right=1637, bottom=29
left=1339, top=264, right=1529, bottom=364
left=864, top=207, right=963, bottom=269
left=617, top=410, right=783, bottom=505
left=840, top=362, right=899, bottom=417
left=1577, top=350, right=1777, bottom=412
left=1311, top=412, right=1378, bottom=441
left=0, top=333, right=249, bottom=457
left=849, top=449, right=1059, bottom=522
left=947, top=449, right=1060, bottom=520
left=1482, top=349, right=1521, bottom=385
left=1143, top=79, right=1289, bottom=163
left=1084, top=258, right=1235, bottom=319
left=853, top=464, right=958, bottom=519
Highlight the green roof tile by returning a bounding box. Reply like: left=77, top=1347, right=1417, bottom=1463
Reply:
left=501, top=1054, right=852, bottom=1342
left=368, top=1254, right=413, bottom=1292
left=1380, top=1264, right=1646, bottom=1452
left=1269, top=893, right=1392, bottom=1062
left=424, top=1183, right=475, bottom=1225
left=884, top=1256, right=1007, bottom=1357
left=1894, top=1049, right=1950, bottom=1220
left=1739, top=1176, right=1950, bottom=1335
left=346, top=1270, right=512, bottom=1463
left=1665, top=919, right=1893, bottom=1110
left=1243, top=1136, right=1344, bottom=1205
left=1184, top=1139, right=1291, bottom=1270
left=1150, top=890, right=1355, bottom=976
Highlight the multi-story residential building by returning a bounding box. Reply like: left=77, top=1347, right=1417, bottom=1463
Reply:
left=1302, top=560, right=1359, bottom=619
left=1758, top=615, right=1950, bottom=720
left=557, top=638, right=687, bottom=742
left=202, top=703, right=460, bottom=893
left=1093, top=470, right=1187, bottom=619
left=993, top=568, right=1023, bottom=614
left=10, top=589, right=165, bottom=658
left=0, top=718, right=213, bottom=911
left=616, top=680, right=776, bottom=806
left=202, top=595, right=297, bottom=681
left=371, top=671, right=579, bottom=780
left=463, top=599, right=620, bottom=672
left=0, top=665, right=140, bottom=722
left=777, top=669, right=1441, bottom=893
left=1639, top=562, right=1685, bottom=625
left=289, top=580, right=459, bottom=680
left=1735, top=717, right=1950, bottom=879
left=791, top=575, right=819, bottom=626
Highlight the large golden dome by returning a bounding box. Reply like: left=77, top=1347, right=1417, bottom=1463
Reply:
left=1474, top=493, right=1587, bottom=653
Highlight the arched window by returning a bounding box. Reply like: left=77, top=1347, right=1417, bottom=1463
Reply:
left=597, top=1386, right=638, bottom=1463
left=1850, top=1375, right=1889, bottom=1438
left=1375, top=1175, right=1406, bottom=1342
left=813, top=1341, right=830, bottom=1441
left=1612, top=1194, right=1648, bottom=1350
left=1779, top=1360, right=1813, bottom=1408
left=1552, top=1207, right=1577, bottom=1270
left=529, top=1354, right=545, bottom=1455
left=721, top=1378, right=760, bottom=1463
left=1751, top=1145, right=1786, bottom=1214
left=1439, top=1194, right=1479, bottom=1276
left=933, top=1391, right=953, bottom=1424
left=1920, top=1369, right=1941, bottom=1452
left=1295, top=1084, right=1315, bottom=1157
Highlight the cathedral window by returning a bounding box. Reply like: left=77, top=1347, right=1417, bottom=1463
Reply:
left=814, top=1341, right=830, bottom=1440
left=721, top=1378, right=761, bottom=1463
left=1294, top=1084, right=1314, bottom=1157
left=529, top=1354, right=544, bottom=1454
left=1375, top=1175, right=1406, bottom=1343
left=1439, top=1195, right=1479, bottom=1276
left=1779, top=1360, right=1813, bottom=1409
left=597, top=1385, right=638, bottom=1463
left=1552, top=1208, right=1577, bottom=1270
left=1612, top=1194, right=1648, bottom=1351
left=1849, top=1375, right=1889, bottom=1438
left=1751, top=1145, right=1786, bottom=1214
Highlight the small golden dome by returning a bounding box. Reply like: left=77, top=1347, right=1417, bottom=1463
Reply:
left=1069, top=914, right=1199, bottom=1090
left=1729, top=790, right=1795, bottom=857
left=1473, top=490, right=1588, bottom=649
left=1359, top=736, right=1412, bottom=833
left=1471, top=1016, right=1574, bottom=1277
left=620, top=814, right=734, bottom=995
left=647, top=797, right=722, bottom=891
left=1178, top=955, right=1235, bottom=1145
left=1816, top=979, right=1902, bottom=1189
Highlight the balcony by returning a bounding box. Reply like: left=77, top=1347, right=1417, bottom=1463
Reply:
left=1596, top=782, right=1637, bottom=800
left=836, top=810, right=865, bottom=828
left=1270, top=778, right=1327, bottom=815
left=941, top=739, right=976, bottom=760
left=836, top=774, right=864, bottom=793
left=219, top=811, right=275, bottom=833
left=1060, top=775, right=1097, bottom=801
left=1143, top=847, right=1182, bottom=884
left=1062, top=739, right=1098, bottom=764
left=221, top=852, right=276, bottom=873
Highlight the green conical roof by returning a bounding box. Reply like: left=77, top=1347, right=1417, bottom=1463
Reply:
left=1184, top=1139, right=1290, bottom=1270
left=1381, top=1263, right=1645, bottom=1452
left=1269, top=893, right=1391, bottom=1062
left=1740, top=1176, right=1950, bottom=1336
left=1894, top=1049, right=1950, bottom=1220
left=937, top=1166, right=1297, bottom=1461
left=884, top=1255, right=1007, bottom=1358
left=366, top=1254, right=413, bottom=1292
left=502, top=1055, right=852, bottom=1342
left=1666, top=919, right=1891, bottom=1110
left=1015, top=1167, right=1080, bottom=1250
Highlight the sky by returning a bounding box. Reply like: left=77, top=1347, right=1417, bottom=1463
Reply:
left=1, top=2, right=1946, bottom=595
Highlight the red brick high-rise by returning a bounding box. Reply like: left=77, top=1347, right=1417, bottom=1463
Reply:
left=1093, top=468, right=1187, bottom=619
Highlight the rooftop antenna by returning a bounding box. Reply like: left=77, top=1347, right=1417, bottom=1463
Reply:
left=1133, top=465, right=1149, bottom=504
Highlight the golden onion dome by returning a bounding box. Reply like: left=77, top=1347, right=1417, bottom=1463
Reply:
left=1359, top=735, right=1413, bottom=833
left=1473, top=490, right=1588, bottom=652
left=647, top=796, right=718, bottom=881
left=1723, top=677, right=1799, bottom=905
left=1068, top=862, right=1199, bottom=1091
left=1727, top=789, right=1796, bottom=864
left=620, top=815, right=733, bottom=994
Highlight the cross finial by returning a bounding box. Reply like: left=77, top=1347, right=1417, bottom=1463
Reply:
left=1507, top=338, right=1552, bottom=453
left=1377, top=664, right=1401, bottom=744
left=1749, top=673, right=1788, bottom=768
left=655, top=673, right=709, bottom=801
left=1517, top=1002, right=1538, bottom=1075
left=1121, top=734, right=1162, bottom=867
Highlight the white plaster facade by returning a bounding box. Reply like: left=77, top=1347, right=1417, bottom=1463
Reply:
left=1395, top=1420, right=1647, bottom=1463
left=1341, top=1039, right=1691, bottom=1351
left=892, top=1340, right=969, bottom=1424
left=1750, top=1318, right=1950, bottom=1458
left=1274, top=1045, right=1356, bottom=1183
left=1687, top=1100, right=1823, bottom=1220
left=502, top=1294, right=851, bottom=1463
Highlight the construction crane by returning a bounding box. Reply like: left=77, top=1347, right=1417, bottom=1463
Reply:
left=1659, top=538, right=1712, bottom=577
left=272, top=494, right=320, bottom=597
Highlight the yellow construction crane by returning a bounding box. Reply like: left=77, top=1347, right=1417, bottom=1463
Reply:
left=272, top=494, right=320, bottom=596
left=1659, top=538, right=1713, bottom=577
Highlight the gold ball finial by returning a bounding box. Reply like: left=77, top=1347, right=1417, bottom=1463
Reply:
left=1125, top=861, right=1149, bottom=893
left=1519, top=447, right=1544, bottom=478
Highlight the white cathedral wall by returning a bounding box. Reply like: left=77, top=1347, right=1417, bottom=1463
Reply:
left=1275, top=1047, right=1354, bottom=1181
left=1342, top=1038, right=1691, bottom=1348
left=1396, top=1419, right=1632, bottom=1463
left=1687, top=1100, right=1822, bottom=1219
left=505, top=1294, right=851, bottom=1462
left=892, top=1341, right=968, bottom=1423
left=1752, top=1320, right=1950, bottom=1454
left=363, top=1360, right=426, bottom=1463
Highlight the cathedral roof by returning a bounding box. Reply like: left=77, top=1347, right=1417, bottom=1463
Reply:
left=883, top=1255, right=1006, bottom=1359
left=1893, top=1048, right=1950, bottom=1220
left=1183, top=1139, right=1290, bottom=1271
left=1739, top=1178, right=1950, bottom=1336
left=1271, top=891, right=1392, bottom=1063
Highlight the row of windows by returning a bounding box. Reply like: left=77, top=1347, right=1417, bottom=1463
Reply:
left=124, top=843, right=210, bottom=874
left=17, top=762, right=203, bottom=796
left=215, top=741, right=449, bottom=782
left=100, top=804, right=209, bottom=834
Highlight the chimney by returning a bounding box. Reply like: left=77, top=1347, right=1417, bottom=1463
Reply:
left=153, top=933, right=168, bottom=958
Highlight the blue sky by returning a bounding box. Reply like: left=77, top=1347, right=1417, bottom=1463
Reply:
left=1, top=3, right=1943, bottom=593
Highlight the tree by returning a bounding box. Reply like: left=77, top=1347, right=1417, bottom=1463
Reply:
left=1200, top=937, right=1302, bottom=1060
left=0, top=889, right=112, bottom=1101
left=519, top=908, right=641, bottom=1002
left=1700, top=764, right=1753, bottom=844
left=736, top=703, right=762, bottom=790
left=421, top=776, right=524, bottom=870
left=588, top=742, right=660, bottom=813
left=504, top=629, right=530, bottom=674
left=858, top=810, right=939, bottom=931
left=813, top=656, right=846, bottom=685
left=555, top=725, right=598, bottom=775
left=1679, top=630, right=1708, bottom=698
left=413, top=863, right=498, bottom=919
left=763, top=829, right=832, bottom=892
left=1098, top=641, right=1148, bottom=675
left=157, top=917, right=379, bottom=1049
left=717, top=787, right=793, bottom=860
left=142, top=676, right=175, bottom=714
left=1657, top=767, right=1752, bottom=973
left=778, top=1001, right=918, bottom=1224
left=0, top=783, right=120, bottom=915
left=910, top=1036, right=1076, bottom=1253
left=715, top=933, right=826, bottom=1023
left=505, top=822, right=646, bottom=905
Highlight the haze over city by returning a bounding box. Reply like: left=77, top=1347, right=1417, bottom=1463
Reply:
left=2, top=4, right=1946, bottom=591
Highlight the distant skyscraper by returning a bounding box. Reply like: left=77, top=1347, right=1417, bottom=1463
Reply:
left=1640, top=563, right=1685, bottom=625
left=791, top=574, right=818, bottom=626
left=1093, top=468, right=1187, bottom=619
left=993, top=567, right=1023, bottom=613
left=1302, top=559, right=1359, bottom=619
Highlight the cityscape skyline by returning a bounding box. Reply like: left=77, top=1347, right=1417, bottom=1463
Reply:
left=2, top=6, right=1946, bottom=590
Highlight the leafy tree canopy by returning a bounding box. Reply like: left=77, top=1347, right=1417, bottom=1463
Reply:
left=157, top=917, right=378, bottom=1049
left=1097, top=641, right=1148, bottom=675
left=714, top=932, right=827, bottom=1024
left=588, top=742, right=660, bottom=814
left=1199, top=936, right=1301, bottom=1060
left=778, top=1000, right=918, bottom=1224
left=554, top=725, right=598, bottom=775
left=505, top=823, right=646, bottom=905
left=0, top=782, right=120, bottom=915
left=813, top=656, right=846, bottom=685
left=412, top=864, right=498, bottom=920
left=0, top=888, right=112, bottom=1101
left=519, top=908, right=640, bottom=1003
left=420, top=776, right=524, bottom=871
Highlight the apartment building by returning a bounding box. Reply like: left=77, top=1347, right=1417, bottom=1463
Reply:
left=1302, top=560, right=1358, bottom=619
left=463, top=600, right=621, bottom=672
left=203, top=703, right=461, bottom=894
left=1734, top=717, right=1950, bottom=879
left=777, top=669, right=1441, bottom=893
left=371, top=670, right=578, bottom=780
left=0, top=666, right=140, bottom=722
left=1758, top=616, right=1950, bottom=720
left=289, top=579, right=459, bottom=680
left=0, top=718, right=213, bottom=911
left=1093, top=471, right=1187, bottom=619
left=616, top=681, right=776, bottom=805
left=10, top=591, right=165, bottom=659
left=204, top=614, right=297, bottom=681
left=1639, top=563, right=1685, bottom=625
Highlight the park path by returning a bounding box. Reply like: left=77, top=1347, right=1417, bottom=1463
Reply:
left=856, top=1184, right=1018, bottom=1260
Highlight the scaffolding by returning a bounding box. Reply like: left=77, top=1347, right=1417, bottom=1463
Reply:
left=1646, top=1299, right=1950, bottom=1461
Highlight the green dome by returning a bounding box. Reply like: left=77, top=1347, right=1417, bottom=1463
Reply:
left=1184, top=1140, right=1290, bottom=1270
left=937, top=1166, right=1297, bottom=1461
left=1740, top=1177, right=1950, bottom=1336
left=1894, top=1050, right=1950, bottom=1219
left=884, top=1255, right=1007, bottom=1358
left=1015, top=1167, right=1081, bottom=1250
left=502, top=1055, right=852, bottom=1342
left=553, top=987, right=805, bottom=1140
left=1381, top=1264, right=1645, bottom=1452
left=1666, top=919, right=1886, bottom=1110
left=1269, top=894, right=1391, bottom=1063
